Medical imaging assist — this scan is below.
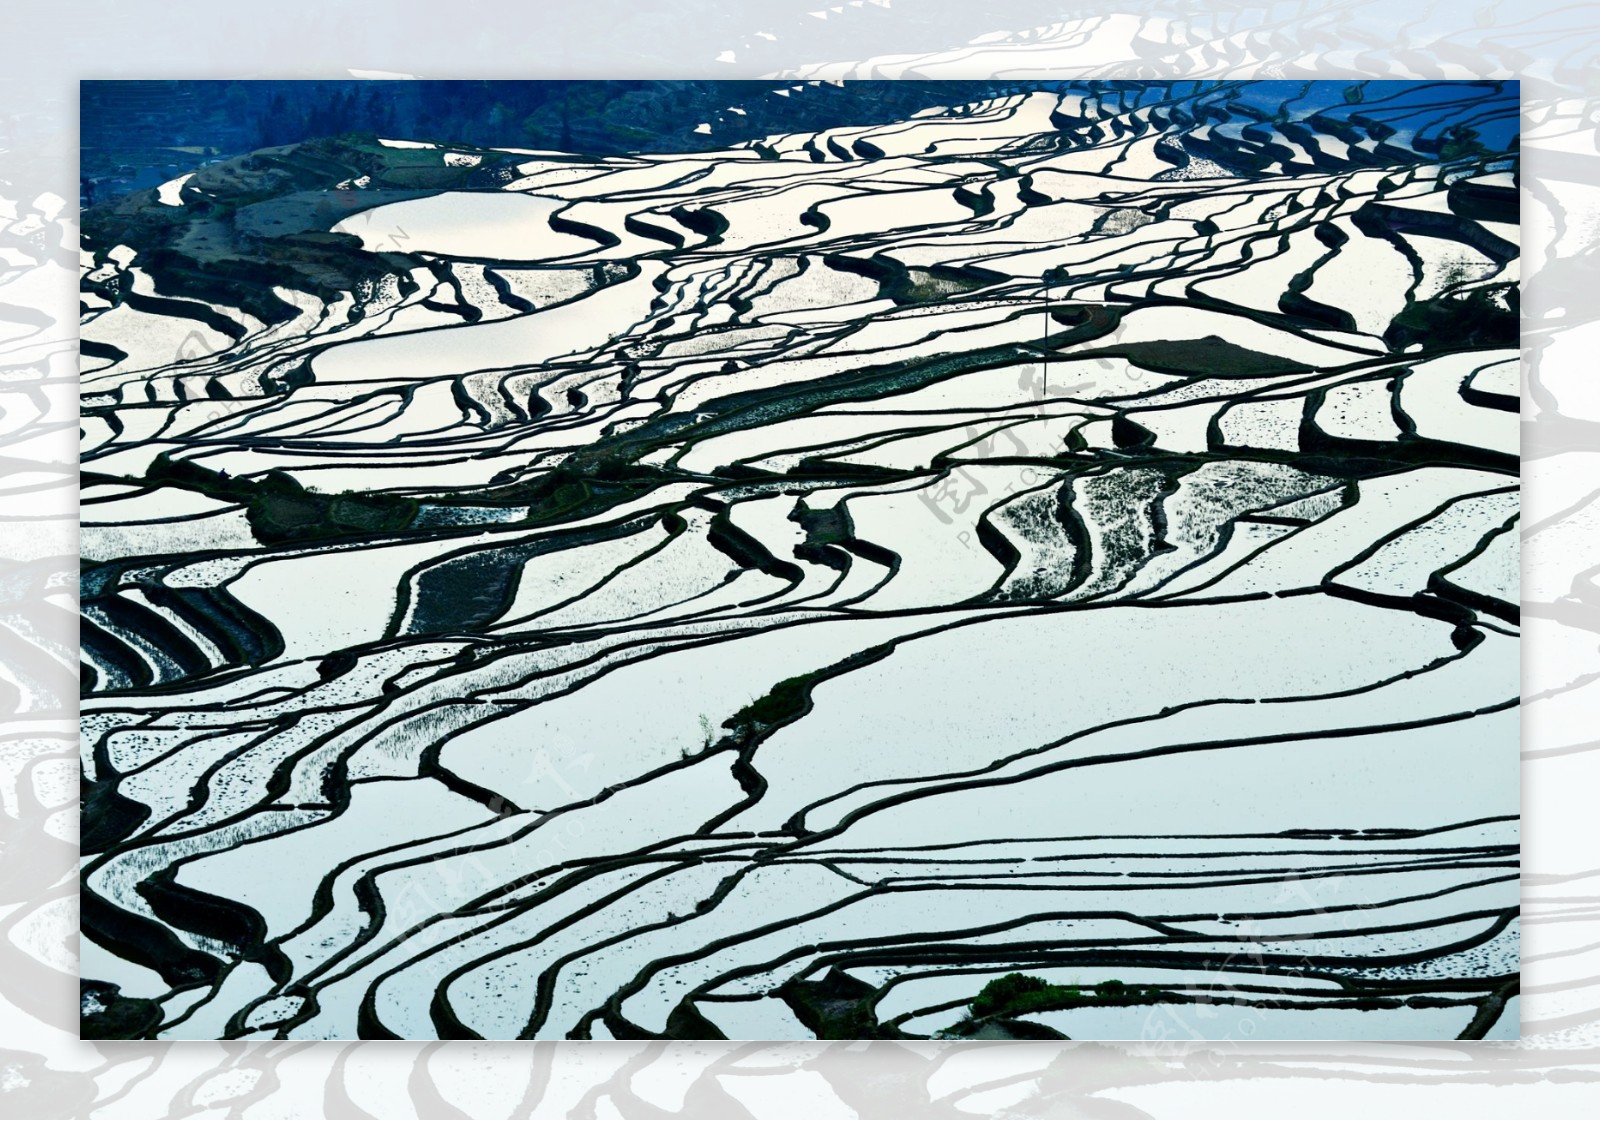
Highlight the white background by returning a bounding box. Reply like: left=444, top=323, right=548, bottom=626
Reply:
left=1, top=1, right=1596, bottom=1116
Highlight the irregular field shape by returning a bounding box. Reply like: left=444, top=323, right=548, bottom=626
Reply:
left=77, top=79, right=1521, bottom=1042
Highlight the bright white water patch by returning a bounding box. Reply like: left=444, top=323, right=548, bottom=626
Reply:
left=155, top=173, right=192, bottom=206
left=331, top=192, right=594, bottom=260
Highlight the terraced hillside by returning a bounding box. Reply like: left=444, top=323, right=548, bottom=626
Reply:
left=78, top=80, right=1520, bottom=1041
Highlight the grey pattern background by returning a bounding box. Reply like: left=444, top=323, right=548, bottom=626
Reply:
left=1, top=0, right=1596, bottom=1114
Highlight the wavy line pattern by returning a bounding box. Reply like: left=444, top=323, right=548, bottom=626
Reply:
left=0, top=0, right=1596, bottom=1113
left=75, top=79, right=1521, bottom=1043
